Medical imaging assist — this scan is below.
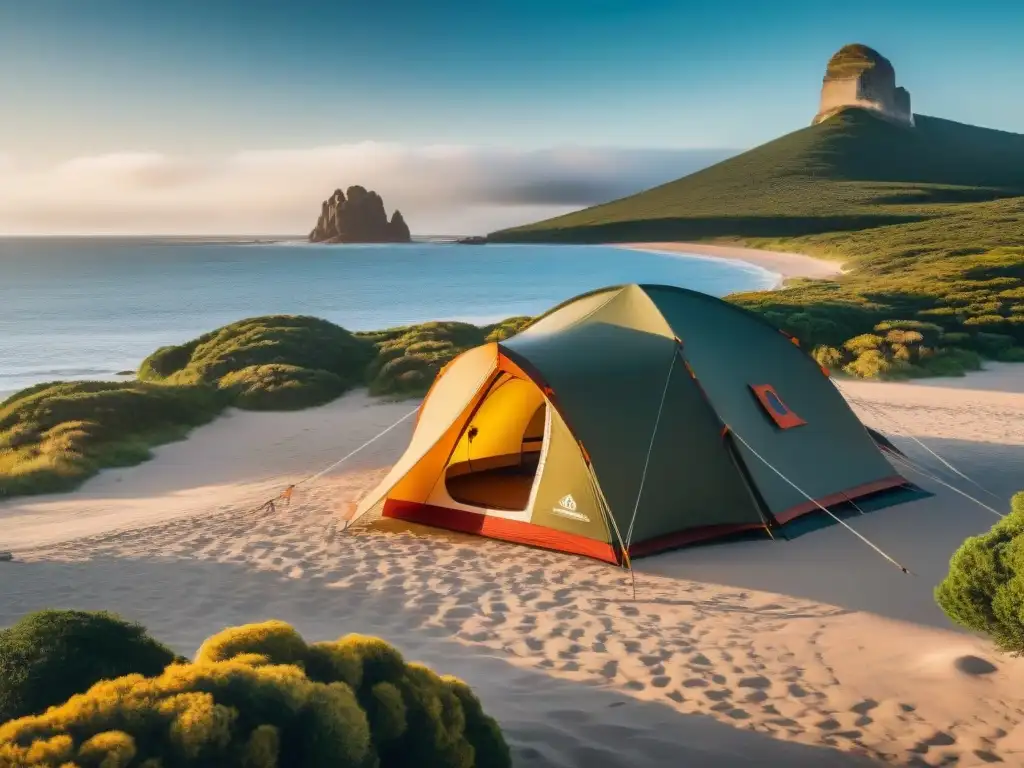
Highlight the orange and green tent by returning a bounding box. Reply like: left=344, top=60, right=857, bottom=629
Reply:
left=351, top=284, right=914, bottom=563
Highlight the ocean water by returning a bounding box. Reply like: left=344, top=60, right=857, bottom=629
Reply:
left=0, top=238, right=776, bottom=397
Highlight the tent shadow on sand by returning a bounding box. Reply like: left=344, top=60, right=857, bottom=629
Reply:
left=0, top=556, right=885, bottom=768
left=640, top=434, right=1023, bottom=630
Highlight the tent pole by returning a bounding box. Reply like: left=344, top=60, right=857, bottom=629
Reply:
left=674, top=345, right=779, bottom=541
left=623, top=344, right=678, bottom=550
left=587, top=463, right=636, bottom=599
left=723, top=428, right=778, bottom=541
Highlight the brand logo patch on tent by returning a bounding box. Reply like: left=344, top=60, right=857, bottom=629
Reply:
left=553, top=494, right=589, bottom=522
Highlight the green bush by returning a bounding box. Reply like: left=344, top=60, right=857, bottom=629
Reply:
left=873, top=320, right=944, bottom=344
left=918, top=347, right=983, bottom=377
left=1, top=313, right=535, bottom=498
left=843, top=333, right=886, bottom=355
left=483, top=317, right=532, bottom=343
left=942, top=332, right=972, bottom=345
left=0, top=381, right=227, bottom=497
left=0, top=620, right=511, bottom=768
left=138, top=314, right=535, bottom=403
left=843, top=349, right=909, bottom=379
left=360, top=319, right=529, bottom=397
left=0, top=610, right=179, bottom=723
left=997, top=347, right=1024, bottom=362
left=936, top=493, right=1024, bottom=653
left=811, top=345, right=843, bottom=369
left=218, top=365, right=347, bottom=410
left=141, top=316, right=371, bottom=387
left=140, top=316, right=373, bottom=408
left=825, top=320, right=986, bottom=380
left=973, top=332, right=1017, bottom=357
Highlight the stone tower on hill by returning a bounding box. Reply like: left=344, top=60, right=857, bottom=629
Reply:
left=812, top=44, right=914, bottom=127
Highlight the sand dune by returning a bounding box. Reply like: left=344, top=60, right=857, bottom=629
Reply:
left=4, top=370, right=1024, bottom=766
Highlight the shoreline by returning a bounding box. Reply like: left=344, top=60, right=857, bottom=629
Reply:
left=616, top=241, right=844, bottom=285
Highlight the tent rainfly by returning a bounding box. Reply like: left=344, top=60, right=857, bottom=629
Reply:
left=350, top=284, right=913, bottom=564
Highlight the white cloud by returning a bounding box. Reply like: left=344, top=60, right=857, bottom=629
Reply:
left=0, top=143, right=736, bottom=235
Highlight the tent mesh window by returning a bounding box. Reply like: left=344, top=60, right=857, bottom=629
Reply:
left=750, top=384, right=806, bottom=429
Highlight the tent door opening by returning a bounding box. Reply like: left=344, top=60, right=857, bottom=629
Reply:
left=444, top=373, right=548, bottom=511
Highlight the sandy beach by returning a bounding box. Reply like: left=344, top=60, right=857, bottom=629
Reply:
left=3, top=361, right=1024, bottom=766
left=2, top=248, right=1022, bottom=767
left=617, top=241, right=845, bottom=283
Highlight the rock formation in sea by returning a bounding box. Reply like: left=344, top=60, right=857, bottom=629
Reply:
left=308, top=186, right=412, bottom=243
left=812, top=44, right=914, bottom=127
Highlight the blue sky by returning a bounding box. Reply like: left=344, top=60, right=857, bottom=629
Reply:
left=1, top=0, right=1022, bottom=234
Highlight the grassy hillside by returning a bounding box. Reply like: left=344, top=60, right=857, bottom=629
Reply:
left=490, top=108, right=1024, bottom=369
left=490, top=109, right=1024, bottom=244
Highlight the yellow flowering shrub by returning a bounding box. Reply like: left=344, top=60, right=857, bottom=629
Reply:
left=0, top=620, right=510, bottom=768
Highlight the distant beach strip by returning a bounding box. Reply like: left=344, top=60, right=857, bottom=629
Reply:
left=615, top=242, right=843, bottom=286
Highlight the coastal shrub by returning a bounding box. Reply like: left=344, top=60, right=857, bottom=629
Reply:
left=812, top=345, right=844, bottom=369
left=0, top=620, right=511, bottom=768
left=935, top=492, right=1024, bottom=653
left=139, top=314, right=534, bottom=405
left=874, top=319, right=944, bottom=343
left=194, top=620, right=309, bottom=666
left=139, top=316, right=374, bottom=409
left=972, top=332, right=1017, bottom=357
left=997, top=347, right=1024, bottom=362
left=942, top=332, right=971, bottom=346
left=0, top=313, right=535, bottom=498
left=843, top=333, right=886, bottom=356
left=218, top=364, right=347, bottom=410
left=0, top=381, right=226, bottom=497
left=0, top=609, right=179, bottom=723
left=141, top=316, right=371, bottom=386
left=822, top=321, right=985, bottom=380
left=483, top=316, right=532, bottom=342
left=843, top=349, right=908, bottom=379
left=361, top=318, right=529, bottom=397
left=918, top=347, right=983, bottom=377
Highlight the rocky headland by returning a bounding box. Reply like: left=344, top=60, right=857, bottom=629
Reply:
left=812, top=43, right=913, bottom=127
left=309, top=186, right=411, bottom=243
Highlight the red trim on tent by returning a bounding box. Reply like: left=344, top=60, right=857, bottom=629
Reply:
left=627, top=474, right=908, bottom=558
left=381, top=475, right=907, bottom=564
left=773, top=474, right=907, bottom=524
left=382, top=499, right=619, bottom=563
left=628, top=522, right=765, bottom=557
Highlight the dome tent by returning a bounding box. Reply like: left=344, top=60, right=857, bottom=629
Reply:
left=351, top=284, right=914, bottom=563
